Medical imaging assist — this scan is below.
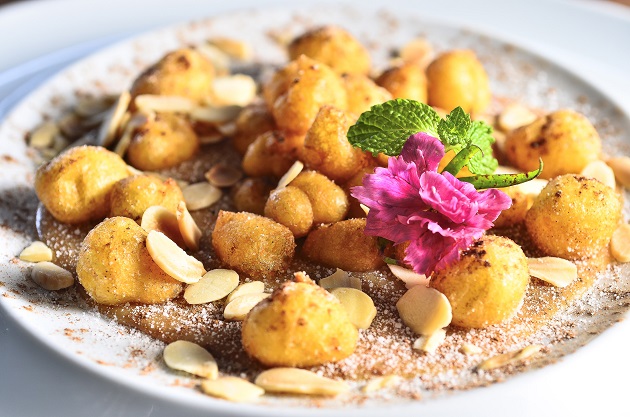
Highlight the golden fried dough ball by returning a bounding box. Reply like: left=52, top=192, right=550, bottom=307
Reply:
left=504, top=110, right=602, bottom=179
left=301, top=106, right=372, bottom=182
left=242, top=131, right=303, bottom=178
left=431, top=235, right=529, bottom=328
left=302, top=218, right=383, bottom=271
left=212, top=211, right=295, bottom=278
left=231, top=177, right=274, bottom=215
left=288, top=26, right=371, bottom=75
left=126, top=113, right=199, bottom=171
left=290, top=171, right=349, bottom=224
left=130, top=48, right=215, bottom=103
left=343, top=166, right=375, bottom=218
left=342, top=74, right=392, bottom=115
left=426, top=50, right=490, bottom=114
left=242, top=272, right=358, bottom=367
left=525, top=174, right=621, bottom=260
left=233, top=103, right=277, bottom=155
left=263, top=55, right=347, bottom=134
left=264, top=186, right=314, bottom=238
left=109, top=175, right=183, bottom=223
left=376, top=63, right=428, bottom=103
left=492, top=186, right=529, bottom=228
left=35, top=145, right=129, bottom=224
left=76, top=217, right=183, bottom=305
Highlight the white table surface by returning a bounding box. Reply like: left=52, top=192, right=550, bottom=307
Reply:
left=1, top=1, right=630, bottom=416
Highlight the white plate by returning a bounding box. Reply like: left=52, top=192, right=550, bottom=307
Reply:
left=1, top=3, right=630, bottom=417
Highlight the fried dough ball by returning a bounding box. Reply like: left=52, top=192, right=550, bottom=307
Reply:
left=426, top=50, right=490, bottom=114
left=430, top=235, right=529, bottom=328
left=212, top=211, right=295, bottom=278
left=264, top=186, right=314, bottom=238
left=76, top=217, right=183, bottom=305
left=290, top=171, right=349, bottom=223
left=504, top=110, right=602, bottom=179
left=343, top=166, right=375, bottom=218
left=301, top=106, right=371, bottom=182
left=233, top=103, right=277, bottom=155
left=242, top=272, right=358, bottom=367
left=376, top=63, right=428, bottom=103
left=525, top=174, right=621, bottom=260
left=231, top=177, right=274, bottom=215
left=109, top=175, right=183, bottom=223
left=492, top=186, right=529, bottom=228
left=35, top=145, right=129, bottom=224
left=130, top=48, right=215, bottom=103
left=263, top=55, right=347, bottom=134
left=342, top=74, right=392, bottom=115
left=288, top=26, right=371, bottom=75
left=126, top=113, right=199, bottom=171
left=302, top=218, right=383, bottom=271
left=242, top=131, right=303, bottom=178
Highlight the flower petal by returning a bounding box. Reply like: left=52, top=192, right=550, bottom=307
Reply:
left=401, top=133, right=444, bottom=173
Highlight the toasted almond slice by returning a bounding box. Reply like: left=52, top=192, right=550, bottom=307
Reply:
left=396, top=285, right=452, bottom=336
left=176, top=201, right=202, bottom=251
left=201, top=377, right=264, bottom=402
left=387, top=264, right=429, bottom=289
left=255, top=368, right=349, bottom=396
left=208, top=38, right=252, bottom=60
left=19, top=241, right=53, bottom=263
left=31, top=262, right=74, bottom=290
left=141, top=206, right=186, bottom=248
left=113, top=114, right=136, bottom=157
left=527, top=257, right=577, bottom=287
left=361, top=375, right=403, bottom=393
left=497, top=103, right=538, bottom=132
left=196, top=43, right=230, bottom=76
left=412, top=329, right=446, bottom=354
left=359, top=204, right=370, bottom=215
left=460, top=343, right=483, bottom=355
left=97, top=90, right=131, bottom=147
left=163, top=340, right=218, bottom=379
left=134, top=94, right=195, bottom=113
left=205, top=164, right=243, bottom=188
left=477, top=345, right=543, bottom=371
left=29, top=121, right=59, bottom=149
left=182, top=182, right=223, bottom=211
left=400, top=37, right=433, bottom=68
left=189, top=105, right=242, bottom=124
left=184, top=269, right=239, bottom=305
left=211, top=75, right=257, bottom=107
left=606, top=157, right=630, bottom=188
left=75, top=95, right=114, bottom=117
left=611, top=223, right=630, bottom=263
left=146, top=231, right=205, bottom=284
left=276, top=161, right=304, bottom=189
left=217, top=121, right=237, bottom=137
left=319, top=268, right=362, bottom=290
left=226, top=281, right=265, bottom=303
left=580, top=160, right=616, bottom=189
left=223, top=292, right=270, bottom=321
left=330, top=287, right=377, bottom=329
left=199, top=131, right=226, bottom=145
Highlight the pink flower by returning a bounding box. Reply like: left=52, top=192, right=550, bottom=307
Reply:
left=351, top=133, right=511, bottom=276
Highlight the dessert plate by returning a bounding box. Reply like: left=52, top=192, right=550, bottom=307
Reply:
left=1, top=4, right=629, bottom=416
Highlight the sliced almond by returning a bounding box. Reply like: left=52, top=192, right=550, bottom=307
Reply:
left=330, top=287, right=377, bottom=329
left=205, top=164, right=243, bottom=188
left=31, top=262, right=74, bottom=290
left=611, top=223, right=630, bottom=263
left=182, top=182, right=223, bottom=211
left=606, top=157, right=630, bottom=188
left=75, top=95, right=114, bottom=118
left=29, top=122, right=59, bottom=149
left=134, top=94, right=195, bottom=114
left=387, top=264, right=429, bottom=289
left=580, top=160, right=616, bottom=189
left=196, top=43, right=230, bottom=76
left=460, top=343, right=483, bottom=355
left=163, top=340, right=218, bottom=379
left=189, top=105, right=242, bottom=124
left=223, top=292, right=270, bottom=321
left=141, top=206, right=185, bottom=247
left=217, top=121, right=237, bottom=137
left=201, top=377, right=264, bottom=402
left=199, top=131, right=226, bottom=145
left=19, top=241, right=53, bottom=263
left=255, top=368, right=349, bottom=396
left=396, top=285, right=452, bottom=336
left=184, top=269, right=239, bottom=305
left=477, top=345, right=543, bottom=371
left=319, top=268, right=362, bottom=290
left=226, top=281, right=265, bottom=303
left=146, top=230, right=206, bottom=284
left=412, top=329, right=446, bottom=354
left=497, top=103, right=538, bottom=132
left=276, top=160, right=304, bottom=189
left=176, top=201, right=202, bottom=251
left=211, top=75, right=257, bottom=107
left=208, top=38, right=252, bottom=60
left=361, top=375, right=403, bottom=393
left=527, top=257, right=577, bottom=287
left=400, top=37, right=433, bottom=68
left=97, top=90, right=131, bottom=147
left=359, top=204, right=370, bottom=215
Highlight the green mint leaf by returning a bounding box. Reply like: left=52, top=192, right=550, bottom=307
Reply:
left=441, top=145, right=482, bottom=176
left=466, top=125, right=497, bottom=174
left=347, top=99, right=441, bottom=156
left=459, top=159, right=543, bottom=189
left=437, top=107, right=472, bottom=151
